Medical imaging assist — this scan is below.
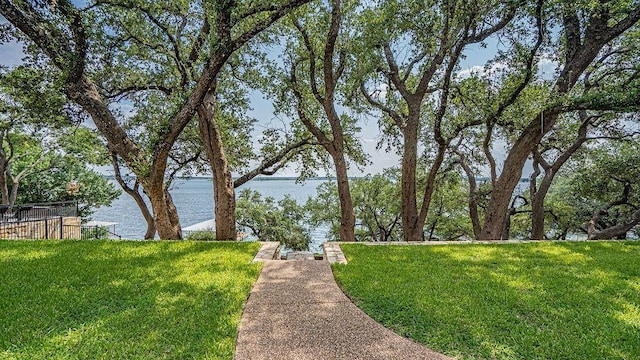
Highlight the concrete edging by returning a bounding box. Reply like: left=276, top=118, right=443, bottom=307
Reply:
left=323, top=242, right=348, bottom=264
left=251, top=242, right=281, bottom=263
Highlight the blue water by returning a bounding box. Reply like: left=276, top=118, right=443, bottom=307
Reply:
left=91, top=178, right=329, bottom=251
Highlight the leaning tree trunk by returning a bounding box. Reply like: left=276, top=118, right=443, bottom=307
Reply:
left=531, top=112, right=589, bottom=240
left=147, top=185, right=182, bottom=240
left=132, top=190, right=156, bottom=239
left=480, top=132, right=541, bottom=240
left=198, top=87, right=236, bottom=240
left=124, top=187, right=156, bottom=239
left=111, top=153, right=156, bottom=239
left=589, top=211, right=640, bottom=240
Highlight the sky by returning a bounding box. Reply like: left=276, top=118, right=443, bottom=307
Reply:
left=0, top=41, right=23, bottom=67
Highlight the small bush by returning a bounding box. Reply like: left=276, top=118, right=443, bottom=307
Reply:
left=185, top=230, right=216, bottom=241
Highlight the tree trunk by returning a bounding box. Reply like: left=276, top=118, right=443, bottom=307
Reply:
left=9, top=180, right=18, bottom=207
left=198, top=86, right=236, bottom=240
left=146, top=180, right=182, bottom=239
left=123, top=186, right=156, bottom=239
left=480, top=128, right=542, bottom=240
left=401, top=122, right=421, bottom=241
left=0, top=159, right=8, bottom=205
left=457, top=153, right=482, bottom=239
left=503, top=208, right=514, bottom=240
left=589, top=210, right=640, bottom=240
left=531, top=113, right=590, bottom=240
left=530, top=172, right=553, bottom=240
left=587, top=183, right=638, bottom=240
left=333, top=154, right=355, bottom=241
left=417, top=143, right=447, bottom=238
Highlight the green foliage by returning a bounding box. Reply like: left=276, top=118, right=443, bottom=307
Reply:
left=305, top=181, right=341, bottom=241
left=1, top=66, right=118, bottom=215
left=335, top=242, right=640, bottom=360
left=547, top=140, right=640, bottom=238
left=0, top=240, right=262, bottom=360
left=15, top=132, right=121, bottom=219
left=423, top=173, right=475, bottom=241
left=544, top=177, right=583, bottom=238
left=307, top=175, right=402, bottom=242
left=264, top=0, right=369, bottom=179
left=236, top=189, right=310, bottom=251
left=0, top=66, right=71, bottom=129
left=307, top=171, right=474, bottom=241
left=185, top=230, right=217, bottom=241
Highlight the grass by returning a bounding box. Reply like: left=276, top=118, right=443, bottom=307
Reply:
left=333, top=242, right=640, bottom=360
left=0, top=240, right=262, bottom=360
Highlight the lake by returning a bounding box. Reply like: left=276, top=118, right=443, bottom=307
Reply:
left=92, top=178, right=330, bottom=252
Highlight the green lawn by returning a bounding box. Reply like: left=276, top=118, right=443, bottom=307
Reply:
left=0, top=240, right=262, bottom=360
left=334, top=242, right=640, bottom=360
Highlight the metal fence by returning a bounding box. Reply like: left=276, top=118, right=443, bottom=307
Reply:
left=0, top=201, right=78, bottom=223
left=0, top=201, right=121, bottom=240
left=0, top=218, right=121, bottom=240
left=79, top=224, right=121, bottom=240
left=0, top=217, right=71, bottom=240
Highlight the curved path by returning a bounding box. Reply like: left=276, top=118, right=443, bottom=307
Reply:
left=234, top=260, right=452, bottom=360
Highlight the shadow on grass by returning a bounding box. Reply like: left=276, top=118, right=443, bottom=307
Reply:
left=0, top=240, right=262, bottom=360
left=334, top=242, right=640, bottom=360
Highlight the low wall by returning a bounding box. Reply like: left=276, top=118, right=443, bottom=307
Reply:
left=0, top=217, right=81, bottom=240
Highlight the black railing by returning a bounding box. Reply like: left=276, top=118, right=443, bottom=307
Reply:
left=79, top=225, right=122, bottom=240
left=0, top=218, right=121, bottom=240
left=0, top=217, right=68, bottom=239
left=0, top=201, right=78, bottom=223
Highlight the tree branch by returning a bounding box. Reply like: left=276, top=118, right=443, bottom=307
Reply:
left=292, top=17, right=324, bottom=104
left=234, top=138, right=315, bottom=187
left=359, top=83, right=405, bottom=129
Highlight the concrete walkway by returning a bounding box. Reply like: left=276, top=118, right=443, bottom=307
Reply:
left=234, top=260, right=452, bottom=360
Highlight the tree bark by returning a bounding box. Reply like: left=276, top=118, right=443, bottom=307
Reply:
left=587, top=181, right=634, bottom=240
left=333, top=153, right=355, bottom=241
left=530, top=177, right=547, bottom=240
left=455, top=150, right=482, bottom=239
left=0, top=159, right=8, bottom=205
left=9, top=180, right=19, bottom=208
left=589, top=210, right=640, bottom=240
left=401, top=121, right=421, bottom=241
left=145, top=178, right=182, bottom=239
left=0, top=131, right=9, bottom=205
left=198, top=86, right=236, bottom=240
left=131, top=188, right=156, bottom=240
